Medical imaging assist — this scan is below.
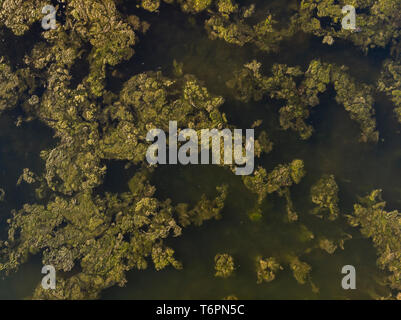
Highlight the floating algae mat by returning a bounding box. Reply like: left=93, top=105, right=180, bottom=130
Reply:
left=0, top=0, right=400, bottom=300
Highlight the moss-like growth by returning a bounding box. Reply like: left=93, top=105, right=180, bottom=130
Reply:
left=176, top=185, right=228, bottom=227
left=0, top=0, right=398, bottom=301
left=0, top=1, right=236, bottom=299
left=256, top=256, right=282, bottom=284
left=214, top=253, right=235, bottom=278
left=378, top=60, right=401, bottom=124
left=254, top=130, right=273, bottom=157
left=0, top=57, right=19, bottom=114
left=310, top=174, right=340, bottom=220
left=228, top=60, right=378, bottom=142
left=0, top=0, right=47, bottom=35
left=318, top=238, right=338, bottom=255
left=294, top=0, right=401, bottom=53
left=243, top=160, right=305, bottom=222
left=348, top=190, right=401, bottom=291
left=205, top=3, right=294, bottom=52
left=141, top=0, right=160, bottom=12
left=289, top=256, right=312, bottom=285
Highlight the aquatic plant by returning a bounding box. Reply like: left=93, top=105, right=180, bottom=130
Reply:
left=228, top=59, right=378, bottom=142
left=204, top=2, right=294, bottom=52
left=294, top=0, right=401, bottom=52
left=242, top=160, right=305, bottom=222
left=378, top=60, right=401, bottom=124
left=0, top=0, right=399, bottom=300
left=0, top=0, right=233, bottom=299
left=318, top=238, right=338, bottom=255
left=0, top=58, right=19, bottom=114
left=310, top=174, right=340, bottom=221
left=255, top=256, right=282, bottom=284
left=348, top=190, right=401, bottom=294
left=289, top=256, right=312, bottom=285
left=214, top=253, right=235, bottom=278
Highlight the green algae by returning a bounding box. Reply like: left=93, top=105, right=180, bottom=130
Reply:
left=0, top=0, right=400, bottom=300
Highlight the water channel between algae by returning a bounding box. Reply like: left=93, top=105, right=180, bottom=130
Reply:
left=0, top=0, right=401, bottom=300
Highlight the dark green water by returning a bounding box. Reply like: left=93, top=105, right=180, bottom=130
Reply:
left=0, top=1, right=399, bottom=299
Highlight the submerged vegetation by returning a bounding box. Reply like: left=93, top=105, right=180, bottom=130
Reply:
left=227, top=59, right=378, bottom=142
left=0, top=0, right=401, bottom=300
left=348, top=190, right=401, bottom=292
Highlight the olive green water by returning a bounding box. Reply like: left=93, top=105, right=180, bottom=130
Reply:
left=0, top=1, right=399, bottom=299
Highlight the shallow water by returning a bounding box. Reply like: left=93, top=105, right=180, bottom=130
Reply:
left=0, top=1, right=399, bottom=299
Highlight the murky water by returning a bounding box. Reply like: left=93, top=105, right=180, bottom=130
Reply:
left=0, top=1, right=399, bottom=299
